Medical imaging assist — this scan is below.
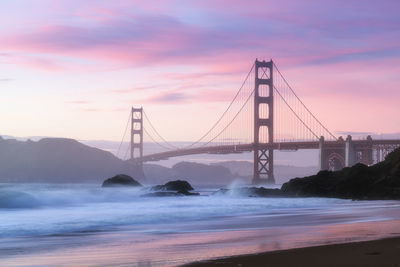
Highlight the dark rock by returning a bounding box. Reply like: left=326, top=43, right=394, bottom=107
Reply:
left=213, top=187, right=292, bottom=198
left=177, top=189, right=200, bottom=196
left=281, top=148, right=400, bottom=200
left=102, top=174, right=142, bottom=187
left=141, top=190, right=200, bottom=197
left=151, top=180, right=194, bottom=191
left=141, top=191, right=182, bottom=197
left=147, top=180, right=199, bottom=197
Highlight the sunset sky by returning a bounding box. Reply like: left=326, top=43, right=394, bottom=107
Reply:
left=1, top=0, right=399, bottom=142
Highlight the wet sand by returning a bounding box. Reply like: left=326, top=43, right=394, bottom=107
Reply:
left=2, top=197, right=400, bottom=267
left=183, top=237, right=400, bottom=267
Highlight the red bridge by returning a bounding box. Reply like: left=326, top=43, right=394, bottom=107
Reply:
left=118, top=59, right=400, bottom=184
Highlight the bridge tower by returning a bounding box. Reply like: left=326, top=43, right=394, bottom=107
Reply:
left=253, top=59, right=275, bottom=184
left=130, top=107, right=145, bottom=179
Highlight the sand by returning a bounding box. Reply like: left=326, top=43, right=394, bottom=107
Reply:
left=182, top=237, right=400, bottom=267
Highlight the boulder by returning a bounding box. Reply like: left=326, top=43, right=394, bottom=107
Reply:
left=102, top=174, right=142, bottom=187
left=151, top=180, right=194, bottom=191
left=142, top=190, right=199, bottom=197
left=146, top=180, right=199, bottom=196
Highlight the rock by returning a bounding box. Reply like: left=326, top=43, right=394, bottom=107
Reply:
left=102, top=174, right=142, bottom=187
left=147, top=180, right=199, bottom=196
left=151, top=180, right=194, bottom=191
left=177, top=189, right=200, bottom=196
left=281, top=148, right=400, bottom=200
left=141, top=191, right=182, bottom=197
left=213, top=187, right=291, bottom=198
left=141, top=190, right=200, bottom=197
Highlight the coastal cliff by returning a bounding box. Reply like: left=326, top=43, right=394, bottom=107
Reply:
left=282, top=148, right=400, bottom=200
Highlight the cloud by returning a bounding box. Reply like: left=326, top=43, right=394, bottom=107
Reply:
left=145, top=91, right=190, bottom=103
left=1, top=0, right=399, bottom=75
left=111, top=84, right=167, bottom=94
left=65, top=100, right=91, bottom=104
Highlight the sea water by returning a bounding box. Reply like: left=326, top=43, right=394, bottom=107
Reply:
left=1, top=183, right=400, bottom=266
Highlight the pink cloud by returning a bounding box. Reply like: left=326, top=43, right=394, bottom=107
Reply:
left=143, top=90, right=191, bottom=104
left=65, top=100, right=91, bottom=104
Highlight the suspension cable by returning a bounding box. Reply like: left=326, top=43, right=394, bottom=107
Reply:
left=142, top=110, right=178, bottom=149
left=184, top=63, right=255, bottom=148
left=273, top=62, right=337, bottom=140
left=202, top=88, right=255, bottom=146
left=116, top=111, right=131, bottom=158
left=143, top=127, right=174, bottom=150
left=274, top=86, right=319, bottom=140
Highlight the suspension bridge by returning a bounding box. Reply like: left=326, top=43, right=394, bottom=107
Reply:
left=118, top=59, right=400, bottom=184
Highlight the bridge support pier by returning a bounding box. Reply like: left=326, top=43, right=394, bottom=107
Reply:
left=319, top=136, right=327, bottom=170
left=252, top=59, right=275, bottom=184
left=319, top=135, right=376, bottom=172
left=345, top=135, right=355, bottom=167
left=319, top=136, right=346, bottom=171
left=359, top=135, right=373, bottom=166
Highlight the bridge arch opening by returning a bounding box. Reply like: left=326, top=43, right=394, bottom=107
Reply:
left=328, top=152, right=345, bottom=171
left=258, top=84, right=270, bottom=97
left=258, top=66, right=271, bottom=79
left=258, top=126, right=269, bottom=144
left=259, top=103, right=269, bottom=119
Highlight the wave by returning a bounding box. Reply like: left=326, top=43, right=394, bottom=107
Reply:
left=0, top=190, right=41, bottom=209
left=0, top=184, right=147, bottom=209
left=0, top=183, right=363, bottom=238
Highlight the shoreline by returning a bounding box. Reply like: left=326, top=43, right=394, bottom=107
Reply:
left=182, top=237, right=400, bottom=267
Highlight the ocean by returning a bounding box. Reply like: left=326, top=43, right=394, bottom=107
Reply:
left=1, top=183, right=400, bottom=266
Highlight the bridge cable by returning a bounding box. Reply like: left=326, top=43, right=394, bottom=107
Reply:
left=274, top=86, right=319, bottom=140
left=134, top=112, right=175, bottom=151
left=273, top=62, right=337, bottom=140
left=116, top=110, right=131, bottom=158
left=185, top=63, right=255, bottom=148
left=142, top=110, right=179, bottom=149
left=143, top=126, right=175, bottom=151
left=202, top=88, right=255, bottom=146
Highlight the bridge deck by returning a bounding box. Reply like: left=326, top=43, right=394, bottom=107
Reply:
left=137, top=139, right=400, bottom=162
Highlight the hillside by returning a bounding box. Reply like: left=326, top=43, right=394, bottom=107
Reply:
left=282, top=148, right=400, bottom=199
left=0, top=137, right=130, bottom=183
left=0, top=137, right=237, bottom=184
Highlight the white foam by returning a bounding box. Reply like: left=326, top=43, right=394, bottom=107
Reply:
left=0, top=183, right=387, bottom=238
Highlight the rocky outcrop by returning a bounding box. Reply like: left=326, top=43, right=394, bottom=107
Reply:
left=147, top=180, right=199, bottom=196
left=281, top=148, right=400, bottom=200
left=102, top=174, right=142, bottom=187
left=151, top=180, right=194, bottom=191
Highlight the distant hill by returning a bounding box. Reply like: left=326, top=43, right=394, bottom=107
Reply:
left=0, top=137, right=130, bottom=183
left=214, top=161, right=318, bottom=184
left=0, top=136, right=318, bottom=185
left=0, top=137, right=237, bottom=184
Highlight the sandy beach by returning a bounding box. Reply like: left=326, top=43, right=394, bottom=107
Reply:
left=183, top=237, right=400, bottom=267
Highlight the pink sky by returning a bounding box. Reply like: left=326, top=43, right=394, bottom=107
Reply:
left=1, top=0, right=399, bottom=141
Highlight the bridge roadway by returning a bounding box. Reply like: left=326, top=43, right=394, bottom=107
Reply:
left=138, top=139, right=400, bottom=162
